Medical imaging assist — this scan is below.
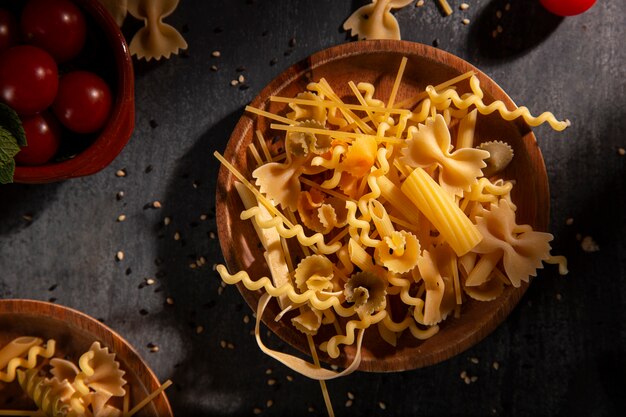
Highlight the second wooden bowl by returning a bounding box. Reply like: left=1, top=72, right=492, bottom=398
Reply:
left=0, top=299, right=172, bottom=416
left=216, top=40, right=549, bottom=372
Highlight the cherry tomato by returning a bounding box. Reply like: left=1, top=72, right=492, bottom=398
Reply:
left=0, top=45, right=58, bottom=115
left=20, top=0, right=87, bottom=63
left=540, top=0, right=596, bottom=16
left=14, top=112, right=61, bottom=166
left=0, top=9, right=18, bottom=53
left=53, top=71, right=112, bottom=134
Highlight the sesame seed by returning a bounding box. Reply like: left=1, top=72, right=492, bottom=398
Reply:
left=211, top=50, right=221, bottom=57
left=307, top=406, right=315, bottom=413
left=189, top=263, right=197, bottom=269
left=286, top=375, right=293, bottom=382
left=416, top=0, right=424, bottom=6
left=267, top=378, right=276, bottom=386
left=345, top=400, right=353, bottom=407
left=22, top=214, right=33, bottom=222
left=347, top=392, right=355, bottom=400
left=581, top=236, right=600, bottom=252
left=460, top=371, right=467, bottom=379
left=505, top=3, right=511, bottom=11
left=470, top=357, right=479, bottom=364
left=196, top=325, right=204, bottom=334
left=209, top=231, right=216, bottom=239
left=464, top=376, right=471, bottom=384
left=238, top=74, right=245, bottom=83
left=152, top=201, right=162, bottom=209
left=253, top=408, right=262, bottom=415
left=116, top=191, right=124, bottom=200
left=210, top=65, right=218, bottom=71
left=462, top=18, right=470, bottom=25
left=149, top=345, right=160, bottom=353
left=460, top=3, right=469, bottom=10
left=217, top=286, right=224, bottom=295
left=497, top=25, right=503, bottom=33
left=265, top=368, right=272, bottom=375
left=269, top=58, right=278, bottom=66
left=220, top=340, right=227, bottom=348
left=116, top=251, right=124, bottom=261
left=200, top=214, right=208, bottom=221
left=378, top=402, right=387, bottom=410
left=116, top=169, right=126, bottom=177
left=230, top=80, right=239, bottom=86
left=470, top=376, right=478, bottom=383
left=227, top=342, right=235, bottom=349
left=243, top=315, right=250, bottom=324
left=174, top=232, right=181, bottom=241
left=330, top=365, right=339, bottom=371
left=492, top=30, right=498, bottom=38
left=618, top=147, right=625, bottom=156
left=117, top=214, right=126, bottom=222
left=493, top=361, right=500, bottom=370
left=166, top=297, right=174, bottom=305
left=163, top=216, right=171, bottom=226
left=266, top=400, right=273, bottom=408
left=556, top=293, right=562, bottom=301
left=146, top=278, right=155, bottom=285
left=565, top=218, right=574, bottom=226
left=496, top=10, right=502, bottom=18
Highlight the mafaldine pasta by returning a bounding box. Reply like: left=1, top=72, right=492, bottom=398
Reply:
left=215, top=57, right=569, bottom=383
left=0, top=337, right=171, bottom=417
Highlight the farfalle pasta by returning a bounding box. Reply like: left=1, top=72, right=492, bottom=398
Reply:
left=0, top=337, right=171, bottom=417
left=215, top=57, right=569, bottom=388
left=127, top=0, right=188, bottom=61
left=343, top=0, right=414, bottom=40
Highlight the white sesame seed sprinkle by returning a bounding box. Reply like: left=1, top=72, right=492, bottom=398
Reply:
left=253, top=408, right=262, bottom=415
left=196, top=325, right=204, bottom=334
left=416, top=0, right=424, bottom=6
left=174, top=232, right=181, bottom=241
left=470, top=357, right=479, bottom=364
left=116, top=169, right=126, bottom=177
left=166, top=297, right=174, bottom=305
left=378, top=402, right=387, bottom=410
left=462, top=18, right=470, bottom=25
left=152, top=201, right=162, bottom=209
left=493, top=361, right=500, bottom=370
left=345, top=400, right=353, bottom=407
left=146, top=278, right=155, bottom=285
left=230, top=79, right=239, bottom=86
left=117, top=214, right=126, bottom=222
left=460, top=3, right=469, bottom=10
left=163, top=216, right=171, bottom=226
left=116, top=251, right=124, bottom=261
left=347, top=392, right=355, bottom=400
left=211, top=50, right=221, bottom=57
left=267, top=378, right=276, bottom=386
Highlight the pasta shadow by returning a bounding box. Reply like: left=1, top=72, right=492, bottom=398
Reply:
left=156, top=109, right=277, bottom=416
left=468, top=0, right=563, bottom=62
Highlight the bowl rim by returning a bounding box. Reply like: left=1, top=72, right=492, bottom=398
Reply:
left=216, top=39, right=550, bottom=372
left=13, top=0, right=135, bottom=184
left=0, top=298, right=173, bottom=416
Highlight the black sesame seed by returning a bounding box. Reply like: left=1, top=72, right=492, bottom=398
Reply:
left=149, top=119, right=159, bottom=129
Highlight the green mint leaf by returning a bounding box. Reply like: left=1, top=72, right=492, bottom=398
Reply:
left=0, top=126, right=21, bottom=184
left=0, top=158, right=15, bottom=184
left=0, top=103, right=27, bottom=147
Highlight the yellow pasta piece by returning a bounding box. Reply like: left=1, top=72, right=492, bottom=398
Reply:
left=0, top=340, right=56, bottom=383
left=427, top=76, right=570, bottom=131
left=401, top=167, right=483, bottom=256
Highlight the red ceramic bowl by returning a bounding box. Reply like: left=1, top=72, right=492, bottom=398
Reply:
left=12, top=0, right=134, bottom=184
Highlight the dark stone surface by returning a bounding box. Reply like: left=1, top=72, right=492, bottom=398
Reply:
left=1, top=0, right=624, bottom=416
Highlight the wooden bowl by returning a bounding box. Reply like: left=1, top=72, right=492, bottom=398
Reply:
left=12, top=0, right=134, bottom=184
left=216, top=40, right=549, bottom=372
left=0, top=299, right=172, bottom=416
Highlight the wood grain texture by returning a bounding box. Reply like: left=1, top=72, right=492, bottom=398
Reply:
left=216, top=40, right=549, bottom=372
left=0, top=300, right=172, bottom=416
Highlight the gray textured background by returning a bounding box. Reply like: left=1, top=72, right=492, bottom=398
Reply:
left=1, top=0, right=625, bottom=416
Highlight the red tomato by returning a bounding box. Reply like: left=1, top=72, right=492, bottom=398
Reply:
left=0, top=9, right=18, bottom=53
left=20, top=0, right=87, bottom=63
left=0, top=45, right=58, bottom=115
left=540, top=0, right=596, bottom=16
left=53, top=71, right=112, bottom=134
left=14, top=112, right=61, bottom=166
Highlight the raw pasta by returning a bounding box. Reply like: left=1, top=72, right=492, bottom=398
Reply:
left=0, top=337, right=171, bottom=417
left=215, top=57, right=569, bottom=382
left=343, top=0, right=414, bottom=40
left=127, top=0, right=188, bottom=61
